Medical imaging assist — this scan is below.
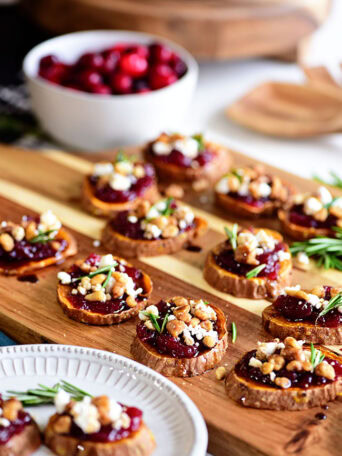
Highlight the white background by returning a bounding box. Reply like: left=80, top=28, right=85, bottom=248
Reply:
left=185, top=0, right=342, bottom=182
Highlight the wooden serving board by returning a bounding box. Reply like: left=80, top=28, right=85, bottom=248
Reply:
left=0, top=144, right=341, bottom=456
left=23, top=0, right=330, bottom=60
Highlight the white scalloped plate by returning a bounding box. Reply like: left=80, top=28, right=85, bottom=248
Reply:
left=0, top=344, right=208, bottom=456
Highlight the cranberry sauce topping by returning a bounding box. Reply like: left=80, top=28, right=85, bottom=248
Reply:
left=236, top=349, right=342, bottom=389
left=273, top=286, right=342, bottom=328
left=289, top=204, right=337, bottom=229
left=89, top=163, right=155, bottom=203
left=67, top=254, right=146, bottom=315
left=67, top=405, right=143, bottom=443
left=227, top=193, right=269, bottom=208
left=0, top=237, right=67, bottom=270
left=214, top=241, right=286, bottom=280
left=137, top=300, right=213, bottom=359
left=149, top=144, right=214, bottom=169
left=0, top=398, right=32, bottom=445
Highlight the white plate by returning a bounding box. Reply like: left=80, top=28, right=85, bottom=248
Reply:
left=0, top=344, right=208, bottom=456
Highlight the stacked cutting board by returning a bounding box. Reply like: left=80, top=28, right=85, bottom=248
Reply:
left=0, top=144, right=340, bottom=456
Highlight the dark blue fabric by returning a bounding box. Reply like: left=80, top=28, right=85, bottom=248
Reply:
left=0, top=332, right=16, bottom=346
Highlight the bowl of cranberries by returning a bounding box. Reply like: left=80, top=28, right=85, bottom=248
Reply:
left=23, top=30, right=198, bottom=151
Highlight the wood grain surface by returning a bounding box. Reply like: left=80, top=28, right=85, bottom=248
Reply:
left=0, top=144, right=341, bottom=456
left=22, top=0, right=330, bottom=60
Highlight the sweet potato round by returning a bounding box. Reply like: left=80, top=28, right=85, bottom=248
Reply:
left=101, top=217, right=208, bottom=258
left=278, top=209, right=333, bottom=240
left=0, top=421, right=41, bottom=456
left=82, top=177, right=160, bottom=217
left=131, top=302, right=228, bottom=377
left=262, top=304, right=342, bottom=344
left=57, top=256, right=153, bottom=325
left=203, top=229, right=292, bottom=299
left=0, top=228, right=77, bottom=276
left=45, top=416, right=155, bottom=456
left=226, top=348, right=342, bottom=411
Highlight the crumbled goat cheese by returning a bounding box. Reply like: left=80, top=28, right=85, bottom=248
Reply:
left=307, top=294, right=321, bottom=308
left=297, top=252, right=309, bottom=265
left=57, top=271, right=72, bottom=284
left=304, top=197, right=323, bottom=215
left=249, top=357, right=262, bottom=368
left=93, top=162, right=114, bottom=176
left=54, top=390, right=71, bottom=414
left=0, top=221, right=7, bottom=228
left=270, top=372, right=276, bottom=382
left=127, top=215, right=138, bottom=223
left=152, top=141, right=173, bottom=156
left=257, top=340, right=285, bottom=357
left=139, top=305, right=159, bottom=320
left=173, top=137, right=199, bottom=159
left=278, top=251, right=291, bottom=261
left=144, top=224, right=162, bottom=240
left=0, top=418, right=10, bottom=427
left=255, top=230, right=276, bottom=251
left=93, top=240, right=101, bottom=247
left=317, top=186, right=332, bottom=205
left=71, top=397, right=101, bottom=434
left=237, top=181, right=249, bottom=196
left=115, top=160, right=134, bottom=175
left=109, top=173, right=131, bottom=191
left=108, top=400, right=122, bottom=422
left=257, top=182, right=272, bottom=198
left=98, top=254, right=116, bottom=268
left=39, top=210, right=62, bottom=232
left=331, top=197, right=342, bottom=209
left=215, top=176, right=230, bottom=194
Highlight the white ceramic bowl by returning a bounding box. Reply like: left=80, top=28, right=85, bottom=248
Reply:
left=23, top=30, right=198, bottom=151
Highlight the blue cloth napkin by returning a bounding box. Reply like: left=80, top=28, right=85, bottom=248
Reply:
left=0, top=332, right=16, bottom=346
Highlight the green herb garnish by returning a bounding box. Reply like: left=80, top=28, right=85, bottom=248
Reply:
left=290, top=227, right=342, bottom=271
left=6, top=380, right=92, bottom=406
left=160, top=313, right=170, bottom=333
left=231, top=169, right=243, bottom=183
left=316, top=292, right=342, bottom=322
left=142, top=312, right=161, bottom=333
left=192, top=133, right=205, bottom=151
left=324, top=197, right=340, bottom=209
left=313, top=171, right=342, bottom=190
left=72, top=263, right=118, bottom=283
left=224, top=224, right=238, bottom=250
left=246, top=264, right=266, bottom=279
left=145, top=198, right=175, bottom=221
left=310, top=343, right=325, bottom=369
left=231, top=322, right=237, bottom=343
left=29, top=229, right=57, bottom=244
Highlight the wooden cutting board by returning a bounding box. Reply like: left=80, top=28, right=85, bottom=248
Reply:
left=22, top=0, right=330, bottom=59
left=0, top=144, right=341, bottom=456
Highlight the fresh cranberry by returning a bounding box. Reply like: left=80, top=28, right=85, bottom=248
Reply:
left=39, top=54, right=59, bottom=70
left=119, top=52, right=148, bottom=78
left=101, top=49, right=119, bottom=74
left=85, top=253, right=101, bottom=266
left=127, top=44, right=149, bottom=59
left=91, top=84, right=111, bottom=95
left=274, top=295, right=313, bottom=320
left=133, top=79, right=151, bottom=93
left=77, top=52, right=104, bottom=70
left=39, top=63, right=69, bottom=84
left=149, top=64, right=177, bottom=90
left=78, top=70, right=103, bottom=91
left=156, top=333, right=198, bottom=358
left=149, top=43, right=173, bottom=63
left=110, top=72, right=133, bottom=94
left=171, top=55, right=187, bottom=77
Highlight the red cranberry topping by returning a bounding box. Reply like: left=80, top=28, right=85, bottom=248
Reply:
left=289, top=204, right=337, bottom=229
left=38, top=42, right=187, bottom=95
left=137, top=300, right=214, bottom=358
left=236, top=350, right=342, bottom=389
left=214, top=242, right=285, bottom=280
left=66, top=405, right=143, bottom=443
left=149, top=143, right=214, bottom=169
left=89, top=163, right=155, bottom=203
left=0, top=398, right=32, bottom=444
left=227, top=193, right=269, bottom=208
left=273, top=287, right=342, bottom=328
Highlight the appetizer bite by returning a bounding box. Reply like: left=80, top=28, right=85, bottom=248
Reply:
left=0, top=210, right=77, bottom=275
left=82, top=151, right=159, bottom=217
left=215, top=165, right=292, bottom=218
left=278, top=186, right=342, bottom=240
left=204, top=225, right=292, bottom=299
left=263, top=285, right=342, bottom=344
left=131, top=296, right=228, bottom=377
left=102, top=197, right=207, bottom=258
left=0, top=396, right=41, bottom=456
left=143, top=133, right=231, bottom=185
left=57, top=253, right=152, bottom=325
left=226, top=337, right=342, bottom=410
left=45, top=391, right=155, bottom=456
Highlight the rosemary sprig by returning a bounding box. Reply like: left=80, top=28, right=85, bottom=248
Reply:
left=324, top=197, right=340, bottom=210
left=160, top=313, right=170, bottom=333
left=71, top=263, right=118, bottom=283
left=231, top=168, right=243, bottom=183
left=192, top=133, right=205, bottom=151
left=246, top=264, right=266, bottom=279
left=29, top=229, right=57, bottom=244
left=224, top=224, right=238, bottom=250
left=313, top=171, right=342, bottom=190
left=310, top=343, right=325, bottom=369
left=141, top=312, right=161, bottom=333
left=231, top=322, right=237, bottom=343
left=290, top=227, right=342, bottom=271
left=316, top=293, right=342, bottom=322
left=145, top=198, right=175, bottom=221
left=6, top=380, right=92, bottom=406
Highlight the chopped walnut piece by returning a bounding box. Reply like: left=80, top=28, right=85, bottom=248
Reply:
left=11, top=225, right=25, bottom=242
left=281, top=347, right=306, bottom=362
left=215, top=366, right=227, bottom=380
left=311, top=286, right=325, bottom=298
left=268, top=354, right=285, bottom=371
left=78, top=261, right=91, bottom=273
left=166, top=319, right=186, bottom=338
left=153, top=216, right=169, bottom=230
left=92, top=396, right=111, bottom=426
left=330, top=206, right=342, bottom=219
left=0, top=233, right=14, bottom=252
left=203, top=335, right=216, bottom=348
left=286, top=360, right=302, bottom=371
left=126, top=296, right=137, bottom=308
left=172, top=297, right=189, bottom=307
left=200, top=320, right=213, bottom=332
left=189, top=317, right=200, bottom=328
left=330, top=287, right=342, bottom=298
left=85, top=290, right=106, bottom=302
left=261, top=361, right=274, bottom=375
left=284, top=337, right=303, bottom=349
left=53, top=415, right=72, bottom=434
left=2, top=398, right=22, bottom=421
left=51, top=241, right=61, bottom=251
left=145, top=320, right=155, bottom=331
left=234, top=244, right=258, bottom=266
left=193, top=304, right=217, bottom=321
left=192, top=178, right=209, bottom=192
left=275, top=377, right=291, bottom=389
left=285, top=289, right=310, bottom=301
left=90, top=274, right=107, bottom=286
left=173, top=305, right=191, bottom=322
left=164, top=184, right=184, bottom=199
left=315, top=362, right=335, bottom=380
left=271, top=177, right=285, bottom=200
left=162, top=225, right=179, bottom=238
left=302, top=360, right=313, bottom=371
left=136, top=201, right=151, bottom=218
left=314, top=208, right=328, bottom=222
left=25, top=221, right=37, bottom=240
